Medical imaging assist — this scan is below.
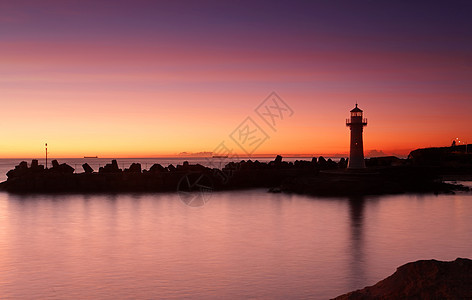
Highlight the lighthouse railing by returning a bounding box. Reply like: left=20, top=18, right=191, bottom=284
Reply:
left=346, top=118, right=368, bottom=126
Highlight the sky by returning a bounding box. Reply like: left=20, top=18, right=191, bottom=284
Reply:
left=1, top=0, right=471, bottom=158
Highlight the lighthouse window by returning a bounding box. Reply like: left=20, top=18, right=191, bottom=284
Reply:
left=351, top=112, right=362, bottom=117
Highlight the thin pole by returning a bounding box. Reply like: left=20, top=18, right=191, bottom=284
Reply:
left=45, top=143, right=48, bottom=169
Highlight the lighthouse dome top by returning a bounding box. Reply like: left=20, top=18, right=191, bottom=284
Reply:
left=350, top=103, right=363, bottom=113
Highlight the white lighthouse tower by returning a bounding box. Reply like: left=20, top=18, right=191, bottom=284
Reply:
left=346, top=103, right=367, bottom=169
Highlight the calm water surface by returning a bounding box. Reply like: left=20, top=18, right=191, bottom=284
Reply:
left=1, top=189, right=471, bottom=299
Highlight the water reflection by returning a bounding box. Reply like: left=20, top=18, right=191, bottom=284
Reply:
left=1, top=191, right=472, bottom=299
left=348, top=196, right=366, bottom=290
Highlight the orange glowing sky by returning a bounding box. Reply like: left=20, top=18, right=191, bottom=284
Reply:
left=1, top=1, right=471, bottom=158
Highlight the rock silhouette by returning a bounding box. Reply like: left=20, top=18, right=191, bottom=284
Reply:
left=1, top=149, right=470, bottom=194
left=99, top=159, right=121, bottom=173
left=124, top=163, right=141, bottom=173
left=334, top=258, right=472, bottom=299
left=50, top=160, right=74, bottom=174
left=82, top=163, right=94, bottom=173
left=6, top=161, right=31, bottom=179
left=148, top=163, right=165, bottom=173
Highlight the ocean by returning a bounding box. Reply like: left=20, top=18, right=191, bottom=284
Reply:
left=0, top=188, right=471, bottom=299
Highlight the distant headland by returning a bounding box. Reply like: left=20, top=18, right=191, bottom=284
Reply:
left=0, top=145, right=470, bottom=195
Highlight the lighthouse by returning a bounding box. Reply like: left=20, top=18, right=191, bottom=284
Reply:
left=346, top=104, right=367, bottom=169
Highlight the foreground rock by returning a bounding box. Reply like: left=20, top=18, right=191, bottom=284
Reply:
left=334, top=258, right=472, bottom=299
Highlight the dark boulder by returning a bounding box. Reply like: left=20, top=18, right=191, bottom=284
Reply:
left=274, top=155, right=283, bottom=164
left=19, top=161, right=28, bottom=169
left=99, top=160, right=122, bottom=173
left=51, top=159, right=60, bottom=168
left=125, top=163, right=142, bottom=173
left=327, top=158, right=338, bottom=169
left=31, top=159, right=39, bottom=168
left=338, top=157, right=348, bottom=169
left=6, top=161, right=29, bottom=179
left=49, top=160, right=74, bottom=174
left=149, top=163, right=165, bottom=173
left=318, top=156, right=327, bottom=168
left=334, top=258, right=472, bottom=299
left=82, top=163, right=94, bottom=173
left=59, top=163, right=74, bottom=174
left=30, top=161, right=44, bottom=172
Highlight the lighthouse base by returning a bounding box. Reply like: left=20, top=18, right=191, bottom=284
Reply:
left=348, top=157, right=366, bottom=169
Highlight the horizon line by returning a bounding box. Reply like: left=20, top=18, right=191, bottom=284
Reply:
left=0, top=153, right=414, bottom=160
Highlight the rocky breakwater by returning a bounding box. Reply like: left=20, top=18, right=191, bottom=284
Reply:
left=2, top=155, right=461, bottom=195
left=2, top=159, right=212, bottom=193
left=3, top=159, right=76, bottom=192
left=279, top=165, right=467, bottom=196
left=279, top=151, right=471, bottom=196
left=0, top=156, right=348, bottom=193
left=334, top=258, right=472, bottom=299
